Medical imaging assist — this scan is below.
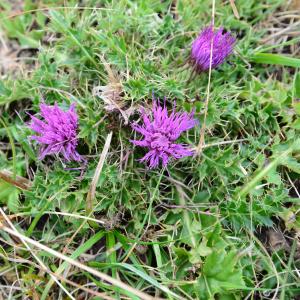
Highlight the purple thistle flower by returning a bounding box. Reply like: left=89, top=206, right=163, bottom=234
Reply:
left=131, top=99, right=198, bottom=169
left=29, top=103, right=82, bottom=162
left=191, top=25, right=235, bottom=72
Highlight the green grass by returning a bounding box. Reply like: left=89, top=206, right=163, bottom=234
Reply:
left=0, top=0, right=300, bottom=299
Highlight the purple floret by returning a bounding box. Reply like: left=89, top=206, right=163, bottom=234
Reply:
left=191, top=25, right=235, bottom=72
left=29, top=103, right=82, bottom=162
left=131, top=99, right=198, bottom=168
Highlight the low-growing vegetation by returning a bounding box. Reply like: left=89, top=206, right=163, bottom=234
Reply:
left=0, top=0, right=300, bottom=299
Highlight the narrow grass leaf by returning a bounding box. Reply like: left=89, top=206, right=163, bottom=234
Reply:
left=41, top=230, right=106, bottom=300
left=90, top=261, right=180, bottom=299
left=251, top=53, right=300, bottom=68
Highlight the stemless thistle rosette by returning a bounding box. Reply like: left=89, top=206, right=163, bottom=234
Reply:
left=29, top=103, right=82, bottom=162
left=131, top=99, right=198, bottom=168
left=190, top=25, right=235, bottom=73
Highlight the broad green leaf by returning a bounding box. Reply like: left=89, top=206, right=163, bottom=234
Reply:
left=196, top=249, right=246, bottom=299
left=292, top=119, right=300, bottom=130
left=0, top=181, right=20, bottom=213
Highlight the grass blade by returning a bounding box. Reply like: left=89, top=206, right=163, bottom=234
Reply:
left=41, top=230, right=106, bottom=300
left=0, top=224, right=155, bottom=300
left=251, top=53, right=300, bottom=68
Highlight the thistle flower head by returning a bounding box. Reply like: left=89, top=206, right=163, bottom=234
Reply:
left=29, top=103, right=82, bottom=162
left=191, top=25, right=235, bottom=72
left=131, top=99, right=198, bottom=168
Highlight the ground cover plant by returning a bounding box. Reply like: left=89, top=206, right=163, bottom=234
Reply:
left=0, top=0, right=300, bottom=299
